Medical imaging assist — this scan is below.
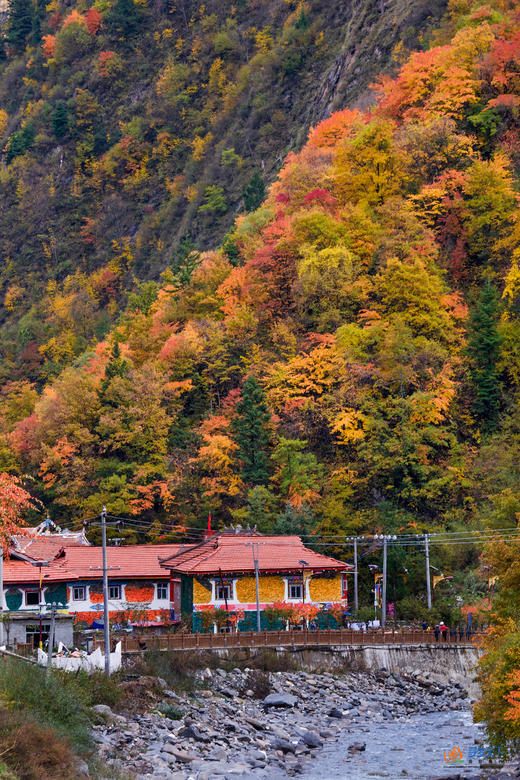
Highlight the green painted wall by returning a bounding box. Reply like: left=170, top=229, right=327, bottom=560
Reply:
left=180, top=575, right=193, bottom=616
left=44, top=584, right=68, bottom=606
left=5, top=589, right=22, bottom=611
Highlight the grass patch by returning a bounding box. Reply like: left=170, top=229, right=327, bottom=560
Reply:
left=0, top=658, right=91, bottom=752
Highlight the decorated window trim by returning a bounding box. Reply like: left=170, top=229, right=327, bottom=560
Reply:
left=72, top=584, right=88, bottom=602
left=211, top=577, right=237, bottom=604
left=283, top=574, right=312, bottom=602
left=108, top=584, right=122, bottom=601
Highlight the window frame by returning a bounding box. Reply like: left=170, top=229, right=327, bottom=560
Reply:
left=25, top=590, right=40, bottom=606
left=156, top=583, right=168, bottom=600
left=215, top=583, right=231, bottom=602
left=289, top=582, right=303, bottom=600
left=72, top=585, right=86, bottom=602
left=108, top=584, right=121, bottom=600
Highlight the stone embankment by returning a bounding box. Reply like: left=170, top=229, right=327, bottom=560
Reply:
left=92, top=666, right=469, bottom=779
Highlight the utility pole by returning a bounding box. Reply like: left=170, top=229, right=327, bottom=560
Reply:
left=101, top=506, right=110, bottom=675
left=353, top=538, right=358, bottom=613
left=382, top=538, right=387, bottom=629
left=253, top=544, right=261, bottom=632
left=425, top=534, right=432, bottom=610
left=47, top=602, right=56, bottom=676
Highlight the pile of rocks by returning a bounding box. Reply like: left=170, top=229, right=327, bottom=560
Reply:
left=91, top=667, right=469, bottom=779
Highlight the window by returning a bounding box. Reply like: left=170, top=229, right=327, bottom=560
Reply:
left=26, top=624, right=50, bottom=648
left=25, top=590, right=39, bottom=606
left=216, top=584, right=231, bottom=601
left=72, top=586, right=86, bottom=602
left=341, top=573, right=348, bottom=601
left=289, top=583, right=303, bottom=600
left=108, top=584, right=121, bottom=600
left=157, top=583, right=168, bottom=600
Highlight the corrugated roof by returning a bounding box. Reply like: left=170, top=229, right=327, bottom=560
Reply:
left=160, top=534, right=351, bottom=575
left=4, top=544, right=188, bottom=584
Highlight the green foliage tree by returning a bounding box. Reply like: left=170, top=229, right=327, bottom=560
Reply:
left=106, top=0, right=143, bottom=39
left=6, top=0, right=34, bottom=53
left=232, top=376, right=271, bottom=485
left=236, top=485, right=277, bottom=532
left=173, top=236, right=201, bottom=285
left=52, top=103, right=69, bottom=139
left=199, top=185, right=227, bottom=215
left=467, top=282, right=503, bottom=430
left=99, top=342, right=128, bottom=400
left=242, top=172, right=265, bottom=212
left=126, top=280, right=158, bottom=315
left=6, top=123, right=34, bottom=164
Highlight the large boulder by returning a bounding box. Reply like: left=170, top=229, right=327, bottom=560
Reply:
left=263, top=693, right=298, bottom=708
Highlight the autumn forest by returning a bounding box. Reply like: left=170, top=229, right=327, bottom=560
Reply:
left=5, top=0, right=520, bottom=731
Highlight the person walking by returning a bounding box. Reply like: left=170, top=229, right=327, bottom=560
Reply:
left=459, top=625, right=464, bottom=641
left=440, top=621, right=448, bottom=641
left=421, top=620, right=428, bottom=631
left=434, top=624, right=440, bottom=642
left=450, top=626, right=457, bottom=643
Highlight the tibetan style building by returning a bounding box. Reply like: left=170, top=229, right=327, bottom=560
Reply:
left=160, top=533, right=352, bottom=630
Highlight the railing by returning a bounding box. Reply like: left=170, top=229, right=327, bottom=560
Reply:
left=91, top=628, right=480, bottom=654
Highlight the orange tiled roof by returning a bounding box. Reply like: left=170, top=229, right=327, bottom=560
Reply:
left=10, top=532, right=89, bottom=563
left=4, top=543, right=189, bottom=585
left=160, top=534, right=351, bottom=575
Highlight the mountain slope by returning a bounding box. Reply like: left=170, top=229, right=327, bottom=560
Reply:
left=0, top=0, right=445, bottom=384
left=3, top=0, right=520, bottom=574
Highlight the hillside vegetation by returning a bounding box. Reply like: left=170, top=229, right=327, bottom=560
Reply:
left=0, top=0, right=519, bottom=564
left=0, top=0, right=444, bottom=383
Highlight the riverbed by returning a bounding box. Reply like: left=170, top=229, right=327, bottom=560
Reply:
left=300, top=708, right=493, bottom=780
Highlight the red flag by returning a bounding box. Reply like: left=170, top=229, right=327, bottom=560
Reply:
left=207, top=512, right=211, bottom=537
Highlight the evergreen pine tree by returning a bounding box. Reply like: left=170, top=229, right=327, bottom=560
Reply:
left=106, top=0, right=142, bottom=40
left=6, top=0, right=34, bottom=53
left=467, top=281, right=503, bottom=430
left=242, top=172, right=265, bottom=212
left=52, top=102, right=69, bottom=138
left=99, top=342, right=128, bottom=400
left=233, top=376, right=271, bottom=485
left=31, top=6, right=41, bottom=46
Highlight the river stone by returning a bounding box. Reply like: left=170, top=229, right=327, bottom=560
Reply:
left=348, top=741, right=366, bottom=752
left=271, top=737, right=297, bottom=753
left=301, top=730, right=323, bottom=748
left=327, top=707, right=343, bottom=719
left=178, top=723, right=209, bottom=742
left=263, top=693, right=298, bottom=708
left=169, top=747, right=198, bottom=763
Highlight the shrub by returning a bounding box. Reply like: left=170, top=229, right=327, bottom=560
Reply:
left=0, top=709, right=77, bottom=780
left=239, top=670, right=270, bottom=698
left=157, top=702, right=183, bottom=719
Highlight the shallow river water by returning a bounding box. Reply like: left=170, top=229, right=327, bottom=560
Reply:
left=299, top=709, right=496, bottom=780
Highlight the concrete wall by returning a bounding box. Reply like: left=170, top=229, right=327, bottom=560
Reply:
left=179, top=643, right=482, bottom=696
left=286, top=644, right=481, bottom=690
left=4, top=615, right=74, bottom=648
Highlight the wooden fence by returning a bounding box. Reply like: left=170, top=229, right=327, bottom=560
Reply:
left=92, top=628, right=480, bottom=654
